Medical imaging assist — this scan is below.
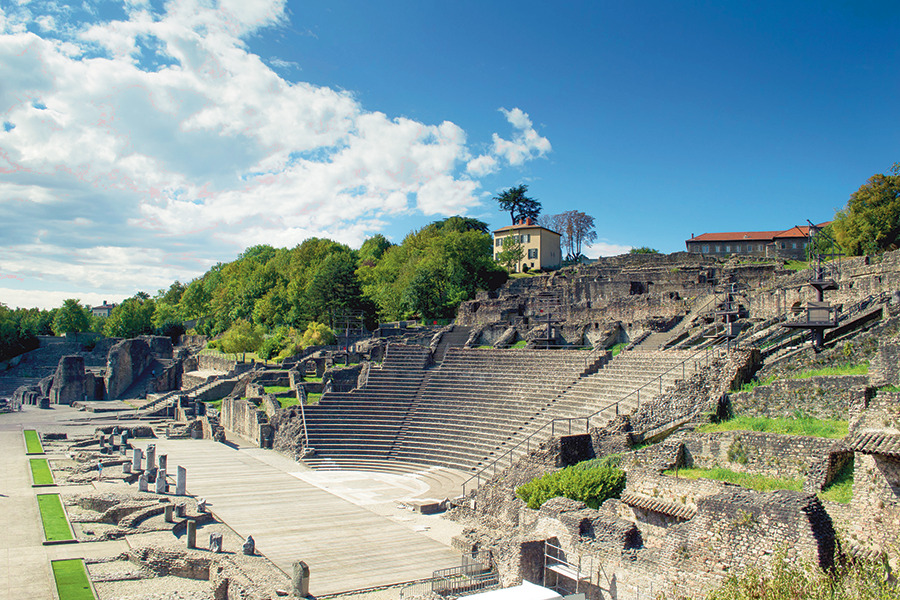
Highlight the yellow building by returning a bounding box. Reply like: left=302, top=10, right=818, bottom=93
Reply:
left=493, top=218, right=562, bottom=272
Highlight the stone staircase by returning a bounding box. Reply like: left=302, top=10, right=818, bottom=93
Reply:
left=432, top=325, right=472, bottom=364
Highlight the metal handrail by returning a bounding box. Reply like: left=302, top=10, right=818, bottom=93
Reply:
left=459, top=342, right=726, bottom=496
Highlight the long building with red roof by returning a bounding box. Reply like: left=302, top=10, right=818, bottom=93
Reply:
left=685, top=222, right=830, bottom=259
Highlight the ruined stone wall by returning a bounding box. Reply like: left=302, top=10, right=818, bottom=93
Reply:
left=457, top=253, right=782, bottom=331
left=198, top=354, right=238, bottom=373
left=729, top=375, right=867, bottom=421
left=751, top=250, right=900, bottom=319
left=682, top=430, right=838, bottom=480
left=869, top=341, right=900, bottom=387
left=220, top=398, right=271, bottom=447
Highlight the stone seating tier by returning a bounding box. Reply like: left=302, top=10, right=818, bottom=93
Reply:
left=301, top=346, right=698, bottom=473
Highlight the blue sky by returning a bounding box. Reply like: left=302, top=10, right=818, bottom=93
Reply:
left=1, top=0, right=898, bottom=309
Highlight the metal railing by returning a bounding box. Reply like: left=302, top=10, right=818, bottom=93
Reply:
left=398, top=551, right=497, bottom=598
left=459, top=343, right=726, bottom=496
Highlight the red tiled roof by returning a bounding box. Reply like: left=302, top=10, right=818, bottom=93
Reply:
left=494, top=223, right=561, bottom=235
left=773, top=222, right=832, bottom=239
left=688, top=231, right=783, bottom=243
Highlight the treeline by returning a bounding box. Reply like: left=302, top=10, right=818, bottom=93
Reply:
left=180, top=216, right=506, bottom=337
left=0, top=305, right=53, bottom=361
left=1, top=216, right=507, bottom=362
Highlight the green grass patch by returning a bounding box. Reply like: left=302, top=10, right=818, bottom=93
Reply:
left=24, top=429, right=44, bottom=454
left=303, top=375, right=322, bottom=383
left=664, top=467, right=803, bottom=493
left=819, top=458, right=854, bottom=504
left=516, top=461, right=625, bottom=509
left=794, top=363, right=868, bottom=378
left=200, top=398, right=223, bottom=410
left=510, top=340, right=528, bottom=348
left=784, top=260, right=810, bottom=271
left=37, top=493, right=74, bottom=542
left=879, top=384, right=900, bottom=393
left=735, top=363, right=868, bottom=393
left=30, top=458, right=55, bottom=486
left=698, top=416, right=848, bottom=439
left=306, top=392, right=322, bottom=405
left=52, top=559, right=96, bottom=600
left=277, top=395, right=300, bottom=409
left=263, top=385, right=292, bottom=394
left=610, top=342, right=627, bottom=357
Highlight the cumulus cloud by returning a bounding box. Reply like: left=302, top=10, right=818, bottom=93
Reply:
left=490, top=107, right=552, bottom=166
left=584, top=241, right=633, bottom=258
left=0, top=0, right=552, bottom=308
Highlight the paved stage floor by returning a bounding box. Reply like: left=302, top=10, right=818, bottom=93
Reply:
left=138, top=438, right=466, bottom=595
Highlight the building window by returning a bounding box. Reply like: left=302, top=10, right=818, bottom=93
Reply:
left=781, top=242, right=786, bottom=249
left=792, top=242, right=797, bottom=249
left=527, top=248, right=538, bottom=259
left=702, top=245, right=710, bottom=253
left=735, top=245, right=741, bottom=252
left=725, top=245, right=731, bottom=253
left=495, top=238, right=502, bottom=247
left=758, top=245, right=763, bottom=252
left=715, top=245, right=721, bottom=252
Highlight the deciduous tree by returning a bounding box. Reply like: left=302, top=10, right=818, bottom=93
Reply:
left=495, top=234, right=525, bottom=273
left=52, top=299, right=90, bottom=336
left=832, top=163, right=900, bottom=255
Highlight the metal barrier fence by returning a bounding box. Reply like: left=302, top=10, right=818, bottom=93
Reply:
left=398, top=552, right=498, bottom=598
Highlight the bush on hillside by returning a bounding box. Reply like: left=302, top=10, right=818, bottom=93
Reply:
left=515, top=462, right=625, bottom=510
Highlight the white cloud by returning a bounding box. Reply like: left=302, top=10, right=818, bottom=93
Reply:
left=584, top=241, right=633, bottom=258
left=490, top=107, right=552, bottom=167
left=0, top=0, right=553, bottom=309
left=0, top=288, right=122, bottom=311
left=466, top=154, right=498, bottom=177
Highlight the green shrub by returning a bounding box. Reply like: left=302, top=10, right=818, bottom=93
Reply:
left=515, top=463, right=625, bottom=510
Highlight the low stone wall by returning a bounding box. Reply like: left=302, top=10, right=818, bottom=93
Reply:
left=220, top=397, right=272, bottom=448
left=198, top=353, right=238, bottom=373
left=682, top=430, right=839, bottom=481
left=729, top=375, right=868, bottom=421
left=869, top=342, right=900, bottom=387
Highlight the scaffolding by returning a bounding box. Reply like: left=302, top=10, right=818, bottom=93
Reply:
left=543, top=540, right=592, bottom=595
left=531, top=290, right=563, bottom=348
left=782, top=221, right=842, bottom=349
left=703, top=281, right=750, bottom=348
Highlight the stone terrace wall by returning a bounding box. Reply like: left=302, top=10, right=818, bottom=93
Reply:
left=198, top=353, right=238, bottom=373
left=729, top=375, right=868, bottom=421
left=752, top=249, right=900, bottom=320
left=681, top=430, right=839, bottom=481
left=869, top=341, right=900, bottom=387
left=457, top=253, right=783, bottom=330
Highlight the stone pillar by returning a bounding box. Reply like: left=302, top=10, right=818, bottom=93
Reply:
left=145, top=445, right=156, bottom=471
left=176, top=466, right=186, bottom=496
left=292, top=561, right=310, bottom=598
left=186, top=520, right=196, bottom=549
left=138, top=473, right=148, bottom=492
left=175, top=503, right=186, bottom=518
left=164, top=504, right=174, bottom=522
left=132, top=447, right=142, bottom=471
left=156, top=468, right=167, bottom=494
left=123, top=461, right=132, bottom=474
left=158, top=454, right=167, bottom=470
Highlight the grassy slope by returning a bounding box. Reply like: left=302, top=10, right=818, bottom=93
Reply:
left=665, top=467, right=803, bottom=493
left=698, top=416, right=848, bottom=438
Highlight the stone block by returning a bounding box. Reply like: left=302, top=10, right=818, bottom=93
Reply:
left=176, top=466, right=186, bottom=496
left=292, top=561, right=310, bottom=597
